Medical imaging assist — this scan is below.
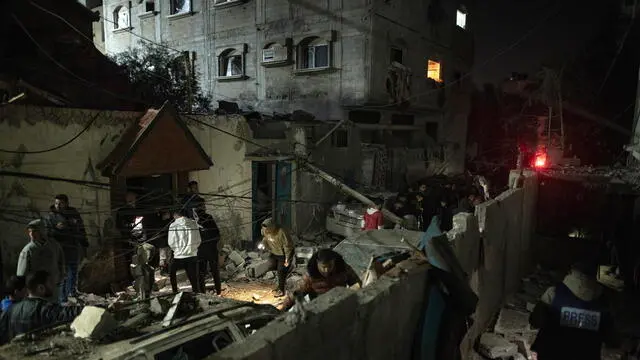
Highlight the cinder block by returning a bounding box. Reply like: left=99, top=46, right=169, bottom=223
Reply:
left=71, top=306, right=117, bottom=339
left=246, top=259, right=271, bottom=278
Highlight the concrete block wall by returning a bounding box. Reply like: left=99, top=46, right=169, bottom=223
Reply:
left=213, top=171, right=539, bottom=360
left=460, top=171, right=539, bottom=357
left=214, top=259, right=430, bottom=360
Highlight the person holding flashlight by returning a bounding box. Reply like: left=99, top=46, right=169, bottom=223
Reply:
left=260, top=218, right=295, bottom=297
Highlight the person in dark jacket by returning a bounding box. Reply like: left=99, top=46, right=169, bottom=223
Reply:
left=0, top=271, right=83, bottom=345
left=437, top=199, right=453, bottom=232
left=182, top=181, right=205, bottom=220
left=1, top=276, right=26, bottom=313
left=279, top=249, right=360, bottom=311
left=195, top=205, right=222, bottom=295
left=45, top=194, right=88, bottom=304
left=529, top=262, right=617, bottom=360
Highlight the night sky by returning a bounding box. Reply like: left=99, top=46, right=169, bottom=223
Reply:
left=473, top=0, right=605, bottom=85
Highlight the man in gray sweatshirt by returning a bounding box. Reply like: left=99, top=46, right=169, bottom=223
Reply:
left=16, top=219, right=65, bottom=303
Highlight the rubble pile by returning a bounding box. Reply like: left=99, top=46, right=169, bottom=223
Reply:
left=475, top=267, right=560, bottom=360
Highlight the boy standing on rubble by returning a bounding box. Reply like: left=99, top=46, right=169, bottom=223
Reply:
left=261, top=218, right=295, bottom=298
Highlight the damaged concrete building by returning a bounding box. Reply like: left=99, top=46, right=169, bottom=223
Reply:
left=0, top=103, right=362, bottom=286
left=86, top=0, right=474, bottom=178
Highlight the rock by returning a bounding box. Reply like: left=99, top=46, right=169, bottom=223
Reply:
left=247, top=252, right=261, bottom=259
left=252, top=294, right=261, bottom=301
left=494, top=308, right=531, bottom=335
left=262, top=271, right=275, bottom=280
left=477, top=333, right=518, bottom=359
left=526, top=302, right=535, bottom=312
left=71, top=306, right=117, bottom=339
left=228, top=251, right=246, bottom=266
left=295, top=247, right=315, bottom=261
left=225, top=263, right=237, bottom=272
left=513, top=337, right=534, bottom=360
left=150, top=298, right=171, bottom=316
left=512, top=354, right=527, bottom=360
left=246, top=260, right=271, bottom=278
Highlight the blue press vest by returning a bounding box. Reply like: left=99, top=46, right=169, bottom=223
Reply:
left=533, top=283, right=605, bottom=360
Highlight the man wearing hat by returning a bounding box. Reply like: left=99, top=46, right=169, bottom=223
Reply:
left=529, top=261, right=618, bottom=360
left=16, top=219, right=65, bottom=303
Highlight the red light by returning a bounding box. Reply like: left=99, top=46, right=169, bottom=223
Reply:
left=534, top=153, right=547, bottom=168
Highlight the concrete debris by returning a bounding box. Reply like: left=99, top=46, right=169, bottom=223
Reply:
left=149, top=298, right=171, bottom=316
left=71, top=306, right=118, bottom=340
left=228, top=251, right=246, bottom=266
left=121, top=312, right=151, bottom=329
left=252, top=294, right=261, bottom=301
left=262, top=271, right=275, bottom=280
left=513, top=337, right=534, bottom=360
left=478, top=333, right=518, bottom=359
left=494, top=308, right=532, bottom=335
left=512, top=354, right=527, bottom=360
left=246, top=260, right=271, bottom=278
left=295, top=247, right=315, bottom=261
left=247, top=251, right=261, bottom=260
left=225, top=263, right=237, bottom=272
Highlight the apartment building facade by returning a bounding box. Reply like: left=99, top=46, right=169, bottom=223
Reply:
left=84, top=0, right=474, bottom=175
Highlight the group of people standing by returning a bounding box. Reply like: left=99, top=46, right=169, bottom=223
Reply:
left=362, top=182, right=486, bottom=233
left=115, top=181, right=222, bottom=296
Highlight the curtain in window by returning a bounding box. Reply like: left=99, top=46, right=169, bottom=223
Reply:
left=225, top=56, right=242, bottom=76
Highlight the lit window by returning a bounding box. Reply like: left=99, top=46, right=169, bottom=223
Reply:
left=456, top=9, right=467, bottom=29
left=170, top=0, right=190, bottom=15
left=218, top=49, right=244, bottom=77
left=427, top=60, right=442, bottom=82
left=298, top=37, right=330, bottom=70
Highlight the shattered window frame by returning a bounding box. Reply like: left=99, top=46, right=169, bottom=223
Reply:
left=218, top=49, right=244, bottom=78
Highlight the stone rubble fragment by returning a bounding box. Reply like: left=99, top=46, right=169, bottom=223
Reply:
left=71, top=306, right=118, bottom=339
left=228, top=251, right=246, bottom=266
left=149, top=298, right=171, bottom=316
left=478, top=333, right=518, bottom=359
left=246, top=259, right=271, bottom=278
left=494, top=308, right=531, bottom=334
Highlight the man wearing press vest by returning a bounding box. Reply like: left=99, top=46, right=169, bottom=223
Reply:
left=529, top=261, right=617, bottom=360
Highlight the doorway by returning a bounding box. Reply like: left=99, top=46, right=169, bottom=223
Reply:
left=251, top=161, right=292, bottom=241
left=126, top=174, right=175, bottom=208
left=252, top=162, right=274, bottom=241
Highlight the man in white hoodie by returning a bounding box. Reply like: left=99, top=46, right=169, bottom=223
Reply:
left=168, top=208, right=202, bottom=293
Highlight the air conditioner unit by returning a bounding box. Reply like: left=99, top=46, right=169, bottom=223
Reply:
left=262, top=47, right=287, bottom=63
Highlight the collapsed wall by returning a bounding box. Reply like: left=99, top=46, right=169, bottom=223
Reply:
left=214, top=170, right=538, bottom=360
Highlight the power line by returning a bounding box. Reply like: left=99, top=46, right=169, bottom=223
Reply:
left=0, top=111, right=101, bottom=154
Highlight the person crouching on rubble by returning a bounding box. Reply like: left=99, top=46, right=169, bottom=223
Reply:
left=168, top=207, right=202, bottom=294
left=1, top=276, right=27, bottom=313
left=278, top=249, right=360, bottom=311
left=362, top=199, right=384, bottom=231
left=260, top=218, right=294, bottom=298
left=0, top=270, right=84, bottom=345
left=529, top=261, right=618, bottom=360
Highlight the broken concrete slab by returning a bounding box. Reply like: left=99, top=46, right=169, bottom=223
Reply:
left=246, top=260, right=271, bottom=278
left=225, top=263, right=237, bottom=272
left=71, top=306, right=117, bottom=339
left=149, top=298, right=171, bottom=316
left=228, top=251, right=246, bottom=266
left=247, top=252, right=261, bottom=260
left=513, top=337, right=534, bottom=360
left=494, top=308, right=531, bottom=334
left=477, top=333, right=518, bottom=359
